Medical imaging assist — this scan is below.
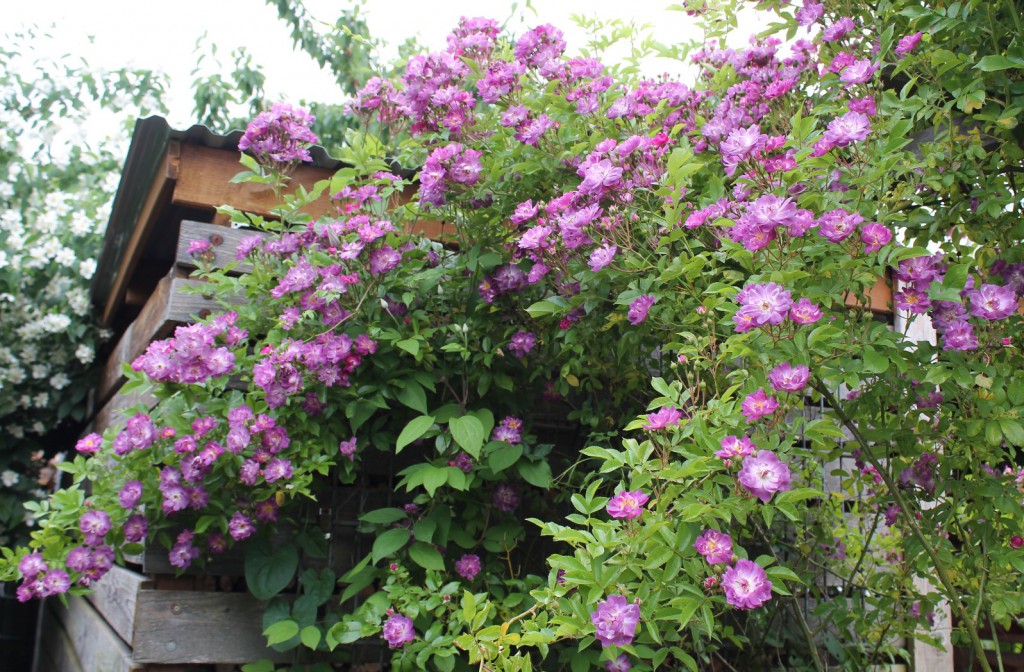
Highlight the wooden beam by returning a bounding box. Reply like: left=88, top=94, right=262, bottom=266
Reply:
left=173, top=144, right=335, bottom=220
left=40, top=596, right=136, bottom=672
left=132, top=590, right=292, bottom=665
left=175, top=220, right=269, bottom=276
left=92, top=387, right=159, bottom=434
left=101, top=143, right=180, bottom=327
left=843, top=275, right=893, bottom=314
left=86, top=564, right=150, bottom=646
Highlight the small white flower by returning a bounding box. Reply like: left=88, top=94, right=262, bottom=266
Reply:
left=75, top=344, right=95, bottom=364
left=23, top=511, right=37, bottom=527
left=33, top=393, right=49, bottom=408
left=7, top=425, right=24, bottom=439
left=31, top=364, right=49, bottom=379
left=50, top=373, right=70, bottom=390
left=79, top=258, right=97, bottom=279
left=1, top=470, right=19, bottom=487
left=31, top=421, right=45, bottom=434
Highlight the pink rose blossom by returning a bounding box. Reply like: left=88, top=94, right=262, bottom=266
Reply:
left=741, top=389, right=779, bottom=422
left=694, top=529, right=733, bottom=564
left=590, top=595, right=641, bottom=646
left=738, top=451, right=793, bottom=502
left=722, top=559, right=773, bottom=609
left=606, top=490, right=650, bottom=519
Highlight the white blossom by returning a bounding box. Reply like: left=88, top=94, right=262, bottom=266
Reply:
left=1, top=470, right=19, bottom=487
left=75, top=344, right=95, bottom=364
left=50, top=372, right=70, bottom=390
left=79, top=258, right=97, bottom=279
left=33, top=393, right=49, bottom=408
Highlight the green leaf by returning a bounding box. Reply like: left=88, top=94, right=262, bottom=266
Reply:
left=396, top=382, right=428, bottom=414
left=300, top=625, right=322, bottom=650
left=396, top=415, right=435, bottom=453
left=241, top=661, right=275, bottom=672
left=525, top=297, right=569, bottom=317
left=408, top=541, right=446, bottom=571
left=264, top=619, right=300, bottom=645
left=371, top=528, right=411, bottom=564
left=488, top=444, right=523, bottom=473
left=396, top=338, right=420, bottom=357
left=359, top=508, right=408, bottom=525
left=245, top=537, right=299, bottom=601
left=423, top=465, right=449, bottom=496
left=450, top=415, right=485, bottom=458
left=976, top=55, right=1024, bottom=71
left=517, top=460, right=552, bottom=488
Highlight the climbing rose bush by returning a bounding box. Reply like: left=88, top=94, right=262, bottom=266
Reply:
left=4, top=0, right=1024, bottom=670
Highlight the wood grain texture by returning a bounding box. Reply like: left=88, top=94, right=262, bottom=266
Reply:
left=101, top=144, right=179, bottom=327
left=175, top=220, right=269, bottom=275
left=93, top=387, right=159, bottom=434
left=37, top=596, right=135, bottom=672
left=86, top=564, right=150, bottom=646
left=132, top=590, right=292, bottom=665
left=174, top=144, right=335, bottom=220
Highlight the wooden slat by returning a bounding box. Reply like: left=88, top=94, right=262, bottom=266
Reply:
left=101, top=144, right=180, bottom=327
left=38, top=596, right=135, bottom=672
left=86, top=564, right=150, bottom=646
left=174, top=143, right=335, bottom=220
left=93, top=387, right=160, bottom=434
left=132, top=590, right=292, bottom=665
left=175, top=220, right=269, bottom=275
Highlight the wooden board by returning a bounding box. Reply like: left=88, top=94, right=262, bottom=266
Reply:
left=86, top=564, right=150, bottom=646
left=175, top=220, right=269, bottom=276
left=132, top=590, right=292, bottom=665
left=36, top=596, right=136, bottom=672
left=174, top=144, right=335, bottom=221
left=92, top=387, right=160, bottom=435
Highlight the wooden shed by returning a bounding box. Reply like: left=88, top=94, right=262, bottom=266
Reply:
left=32, top=116, right=431, bottom=672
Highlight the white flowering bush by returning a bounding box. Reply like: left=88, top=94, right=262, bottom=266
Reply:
left=0, top=28, right=166, bottom=544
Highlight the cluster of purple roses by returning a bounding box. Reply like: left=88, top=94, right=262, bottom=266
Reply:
left=237, top=102, right=319, bottom=165
left=894, top=253, right=1020, bottom=351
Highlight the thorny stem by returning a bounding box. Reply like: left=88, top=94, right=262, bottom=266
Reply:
left=814, top=379, right=994, bottom=672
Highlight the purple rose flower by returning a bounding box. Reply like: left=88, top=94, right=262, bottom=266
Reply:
left=738, top=451, right=793, bottom=502
left=722, top=559, right=773, bottom=609
left=339, top=437, right=358, bottom=460
left=643, top=406, right=682, bottom=430
left=735, top=282, right=793, bottom=329
left=493, top=483, right=521, bottom=512
left=768, top=363, right=811, bottom=393
left=491, top=416, right=523, bottom=444
left=119, top=481, right=143, bottom=509
left=590, top=595, right=641, bottom=647
left=79, top=510, right=112, bottom=544
left=455, top=553, right=481, bottom=580
left=18, top=553, right=47, bottom=579
left=694, top=529, right=733, bottom=564
left=368, top=246, right=402, bottom=275
left=823, top=112, right=871, bottom=147
left=840, top=59, right=877, bottom=84
left=741, top=389, right=779, bottom=423
left=239, top=102, right=318, bottom=165
left=228, top=512, right=255, bottom=541
left=894, top=31, right=923, bottom=57
left=263, top=458, right=294, bottom=483
left=123, top=514, right=148, bottom=543
left=716, top=435, right=756, bottom=460
left=606, top=654, right=632, bottom=672
left=75, top=433, right=102, bottom=454
left=382, top=613, right=416, bottom=648
left=508, top=330, right=536, bottom=358
left=860, top=223, right=892, bottom=253
left=588, top=243, right=618, bottom=272
left=627, top=294, right=656, bottom=325
left=942, top=319, right=979, bottom=351
left=968, top=284, right=1018, bottom=320
left=606, top=490, right=650, bottom=519
left=41, top=569, right=71, bottom=597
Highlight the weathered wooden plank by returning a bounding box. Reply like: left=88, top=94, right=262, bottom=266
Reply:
left=41, top=595, right=135, bottom=672
left=33, top=604, right=83, bottom=672
left=175, top=220, right=269, bottom=275
left=86, top=564, right=150, bottom=646
left=174, top=143, right=335, bottom=220
left=93, top=387, right=160, bottom=434
left=101, top=144, right=180, bottom=327
left=132, top=590, right=292, bottom=665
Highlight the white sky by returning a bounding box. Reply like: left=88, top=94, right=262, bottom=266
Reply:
left=5, top=0, right=747, bottom=130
